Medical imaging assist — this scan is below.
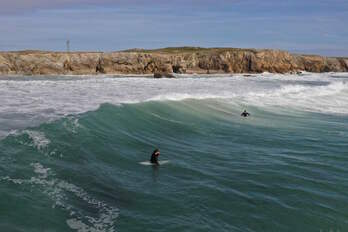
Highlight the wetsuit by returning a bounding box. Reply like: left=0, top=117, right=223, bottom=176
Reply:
left=241, top=112, right=250, bottom=117
left=150, top=153, right=159, bottom=165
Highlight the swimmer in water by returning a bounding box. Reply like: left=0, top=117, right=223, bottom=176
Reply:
left=241, top=110, right=250, bottom=117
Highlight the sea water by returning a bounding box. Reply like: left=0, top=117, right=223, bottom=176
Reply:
left=0, top=73, right=348, bottom=232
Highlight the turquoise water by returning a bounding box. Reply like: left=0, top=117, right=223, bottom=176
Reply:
left=1, top=74, right=348, bottom=231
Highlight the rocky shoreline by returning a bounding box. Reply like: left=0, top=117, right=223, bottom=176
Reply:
left=0, top=47, right=347, bottom=76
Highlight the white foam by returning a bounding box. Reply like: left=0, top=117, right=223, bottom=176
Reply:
left=147, top=93, right=232, bottom=102
left=66, top=219, right=90, bottom=232
left=63, top=117, right=81, bottom=134
left=11, top=130, right=51, bottom=153
left=0, top=163, right=119, bottom=232
left=31, top=162, right=51, bottom=179
left=242, top=81, right=348, bottom=114
left=0, top=73, right=347, bottom=138
left=23, top=130, right=51, bottom=151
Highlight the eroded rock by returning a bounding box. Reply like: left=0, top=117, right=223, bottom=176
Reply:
left=0, top=48, right=347, bottom=76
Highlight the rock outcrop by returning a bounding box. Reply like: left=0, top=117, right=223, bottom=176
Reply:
left=154, top=72, right=175, bottom=78
left=0, top=47, right=347, bottom=76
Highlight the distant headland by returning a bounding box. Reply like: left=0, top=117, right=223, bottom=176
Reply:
left=0, top=47, right=347, bottom=76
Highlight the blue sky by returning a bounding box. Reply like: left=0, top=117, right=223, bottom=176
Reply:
left=0, top=0, right=347, bottom=56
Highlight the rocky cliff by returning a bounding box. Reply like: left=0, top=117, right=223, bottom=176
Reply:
left=0, top=47, right=347, bottom=75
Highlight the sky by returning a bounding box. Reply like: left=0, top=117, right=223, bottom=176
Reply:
left=0, top=0, right=347, bottom=56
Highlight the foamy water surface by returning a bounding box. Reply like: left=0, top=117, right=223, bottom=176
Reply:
left=1, top=73, right=347, bottom=138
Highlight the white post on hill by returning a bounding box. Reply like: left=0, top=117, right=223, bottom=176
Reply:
left=66, top=40, right=70, bottom=53
left=66, top=39, right=71, bottom=62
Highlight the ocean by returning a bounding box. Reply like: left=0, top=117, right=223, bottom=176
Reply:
left=0, top=73, right=348, bottom=232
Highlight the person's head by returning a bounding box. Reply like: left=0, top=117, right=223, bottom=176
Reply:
left=153, top=148, right=160, bottom=156
left=244, top=110, right=247, bottom=113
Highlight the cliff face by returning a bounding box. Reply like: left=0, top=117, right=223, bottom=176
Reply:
left=0, top=48, right=347, bottom=75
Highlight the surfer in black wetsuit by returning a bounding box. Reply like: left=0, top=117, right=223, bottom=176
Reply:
left=241, top=110, right=250, bottom=117
left=150, top=149, right=160, bottom=165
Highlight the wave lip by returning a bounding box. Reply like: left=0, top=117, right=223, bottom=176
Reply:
left=147, top=92, right=234, bottom=102
left=0, top=73, right=348, bottom=139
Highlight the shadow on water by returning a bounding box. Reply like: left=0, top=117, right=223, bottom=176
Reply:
left=151, top=165, right=160, bottom=182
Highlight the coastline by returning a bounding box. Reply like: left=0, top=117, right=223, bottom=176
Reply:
left=0, top=47, right=347, bottom=76
left=2, top=72, right=347, bottom=79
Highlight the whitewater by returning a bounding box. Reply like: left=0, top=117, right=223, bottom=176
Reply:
left=1, top=73, right=348, bottom=138
left=1, top=73, right=348, bottom=232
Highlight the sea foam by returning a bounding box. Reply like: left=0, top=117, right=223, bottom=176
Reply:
left=0, top=73, right=347, bottom=138
left=1, top=162, right=119, bottom=232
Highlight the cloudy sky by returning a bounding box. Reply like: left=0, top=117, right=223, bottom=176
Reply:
left=0, top=0, right=347, bottom=56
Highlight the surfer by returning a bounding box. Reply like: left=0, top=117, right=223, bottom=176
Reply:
left=241, top=110, right=250, bottom=117
left=150, top=149, right=160, bottom=165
